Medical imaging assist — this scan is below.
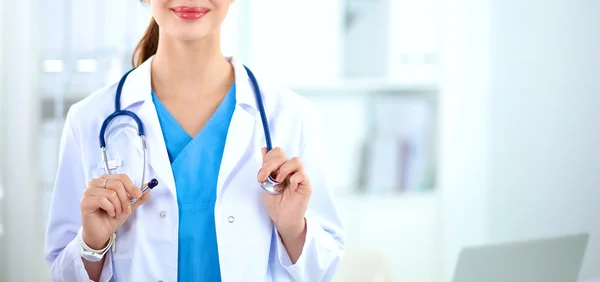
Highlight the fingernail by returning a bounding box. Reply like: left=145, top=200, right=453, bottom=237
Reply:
left=128, top=206, right=132, bottom=214
left=148, top=178, right=159, bottom=189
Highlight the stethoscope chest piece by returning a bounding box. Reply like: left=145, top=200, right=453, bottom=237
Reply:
left=260, top=175, right=282, bottom=195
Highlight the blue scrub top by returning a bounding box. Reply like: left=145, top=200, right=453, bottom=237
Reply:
left=151, top=83, right=236, bottom=282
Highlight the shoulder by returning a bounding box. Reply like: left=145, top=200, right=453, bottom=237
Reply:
left=66, top=80, right=119, bottom=133
left=250, top=69, right=322, bottom=121
left=258, top=75, right=324, bottom=128
left=251, top=74, right=325, bottom=152
left=269, top=84, right=319, bottom=116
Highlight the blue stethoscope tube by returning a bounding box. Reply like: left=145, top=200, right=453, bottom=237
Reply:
left=243, top=66, right=282, bottom=193
left=98, top=65, right=282, bottom=196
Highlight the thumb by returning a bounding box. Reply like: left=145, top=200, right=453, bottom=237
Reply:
left=131, top=183, right=151, bottom=210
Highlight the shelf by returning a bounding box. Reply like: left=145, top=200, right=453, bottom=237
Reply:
left=40, top=48, right=121, bottom=61
left=290, top=79, right=439, bottom=96
left=335, top=189, right=437, bottom=201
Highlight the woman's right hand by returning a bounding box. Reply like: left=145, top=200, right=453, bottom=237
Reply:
left=79, top=174, right=151, bottom=249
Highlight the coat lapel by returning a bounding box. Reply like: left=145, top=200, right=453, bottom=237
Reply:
left=120, top=57, right=177, bottom=198
left=216, top=58, right=261, bottom=200
left=216, top=107, right=256, bottom=200
left=137, top=101, right=177, bottom=198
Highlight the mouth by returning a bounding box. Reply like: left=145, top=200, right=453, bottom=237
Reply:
left=171, top=6, right=211, bottom=20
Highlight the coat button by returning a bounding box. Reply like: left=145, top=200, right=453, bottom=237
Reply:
left=228, top=216, right=235, bottom=223
left=159, top=211, right=167, bottom=218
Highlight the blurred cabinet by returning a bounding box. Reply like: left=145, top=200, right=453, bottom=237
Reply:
left=39, top=0, right=152, bottom=104
left=294, top=82, right=438, bottom=196
left=343, top=0, right=440, bottom=83
left=240, top=0, right=343, bottom=86
left=242, top=0, right=442, bottom=196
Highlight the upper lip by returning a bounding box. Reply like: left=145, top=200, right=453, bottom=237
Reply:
left=171, top=6, right=210, bottom=13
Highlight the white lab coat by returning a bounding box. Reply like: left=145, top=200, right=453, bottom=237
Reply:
left=44, top=56, right=345, bottom=282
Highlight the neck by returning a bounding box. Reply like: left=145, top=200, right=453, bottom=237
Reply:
left=150, top=32, right=234, bottom=100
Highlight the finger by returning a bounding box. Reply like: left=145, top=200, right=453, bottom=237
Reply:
left=260, top=147, right=287, bottom=179
left=131, top=185, right=151, bottom=210
left=86, top=187, right=122, bottom=218
left=289, top=171, right=307, bottom=192
left=102, top=178, right=132, bottom=215
left=262, top=147, right=286, bottom=165
left=261, top=147, right=267, bottom=161
left=259, top=154, right=288, bottom=182
left=90, top=178, right=128, bottom=216
left=275, top=157, right=303, bottom=183
left=258, top=147, right=272, bottom=180
left=81, top=195, right=116, bottom=217
left=105, top=174, right=143, bottom=199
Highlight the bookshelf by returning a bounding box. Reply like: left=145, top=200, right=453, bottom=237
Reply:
left=292, top=80, right=439, bottom=197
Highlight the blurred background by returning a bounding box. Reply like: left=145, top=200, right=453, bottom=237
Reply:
left=1, top=0, right=599, bottom=281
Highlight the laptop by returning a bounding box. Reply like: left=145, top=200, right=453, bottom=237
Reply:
left=452, top=233, right=589, bottom=282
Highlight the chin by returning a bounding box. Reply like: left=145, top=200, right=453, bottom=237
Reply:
left=175, top=34, right=208, bottom=42
left=169, top=26, right=215, bottom=42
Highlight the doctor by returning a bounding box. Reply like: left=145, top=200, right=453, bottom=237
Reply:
left=44, top=0, right=345, bottom=281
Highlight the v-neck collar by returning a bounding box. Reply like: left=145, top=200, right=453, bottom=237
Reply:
left=150, top=83, right=237, bottom=164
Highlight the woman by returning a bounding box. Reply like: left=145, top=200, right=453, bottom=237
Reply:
left=44, top=0, right=345, bottom=281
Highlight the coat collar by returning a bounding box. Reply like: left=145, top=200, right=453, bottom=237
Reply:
left=117, top=54, right=260, bottom=202
left=119, top=55, right=259, bottom=112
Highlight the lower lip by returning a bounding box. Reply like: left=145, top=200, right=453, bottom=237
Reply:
left=172, top=10, right=208, bottom=20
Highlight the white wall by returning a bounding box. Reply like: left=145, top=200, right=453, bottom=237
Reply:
left=439, top=1, right=600, bottom=281
left=438, top=0, right=491, bottom=280
left=489, top=0, right=600, bottom=280
left=245, top=0, right=342, bottom=85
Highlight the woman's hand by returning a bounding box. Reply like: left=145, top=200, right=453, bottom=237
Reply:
left=79, top=174, right=151, bottom=250
left=258, top=147, right=311, bottom=243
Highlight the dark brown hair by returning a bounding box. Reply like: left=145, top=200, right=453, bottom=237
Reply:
left=132, top=16, right=159, bottom=68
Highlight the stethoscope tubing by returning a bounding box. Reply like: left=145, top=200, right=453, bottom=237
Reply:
left=99, top=65, right=282, bottom=195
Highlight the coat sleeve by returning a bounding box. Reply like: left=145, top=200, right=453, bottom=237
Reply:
left=273, top=105, right=346, bottom=281
left=44, top=106, right=114, bottom=282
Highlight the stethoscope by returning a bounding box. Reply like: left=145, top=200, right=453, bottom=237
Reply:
left=98, top=65, right=282, bottom=196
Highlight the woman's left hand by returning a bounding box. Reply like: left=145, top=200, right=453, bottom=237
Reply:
left=258, top=147, right=312, bottom=237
